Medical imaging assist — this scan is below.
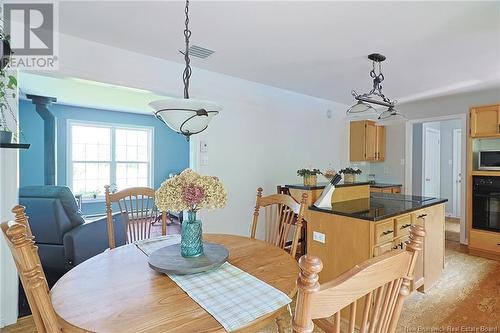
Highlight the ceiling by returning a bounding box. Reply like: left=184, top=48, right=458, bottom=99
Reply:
left=19, top=72, right=171, bottom=113
left=54, top=1, right=500, bottom=105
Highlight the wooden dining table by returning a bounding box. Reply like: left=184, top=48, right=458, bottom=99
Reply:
left=50, top=234, right=299, bottom=332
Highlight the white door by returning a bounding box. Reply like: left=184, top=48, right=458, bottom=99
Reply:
left=452, top=129, right=462, bottom=217
left=423, top=127, right=441, bottom=198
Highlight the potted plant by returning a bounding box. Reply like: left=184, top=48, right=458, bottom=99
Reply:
left=0, top=34, right=17, bottom=144
left=297, top=168, right=322, bottom=186
left=155, top=169, right=227, bottom=257
left=339, top=167, right=362, bottom=183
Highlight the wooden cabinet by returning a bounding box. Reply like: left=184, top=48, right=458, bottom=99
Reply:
left=370, top=186, right=402, bottom=194
left=306, top=203, right=445, bottom=292
left=376, top=125, right=386, bottom=160
left=350, top=120, right=386, bottom=162
left=469, top=229, right=500, bottom=260
left=470, top=104, right=500, bottom=138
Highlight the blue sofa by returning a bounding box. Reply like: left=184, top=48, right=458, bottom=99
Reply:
left=19, top=186, right=126, bottom=273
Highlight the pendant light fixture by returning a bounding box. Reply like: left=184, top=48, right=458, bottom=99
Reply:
left=149, top=0, right=222, bottom=140
left=346, top=53, right=404, bottom=120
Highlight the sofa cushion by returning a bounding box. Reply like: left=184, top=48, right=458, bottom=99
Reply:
left=19, top=186, right=85, bottom=228
left=19, top=197, right=72, bottom=244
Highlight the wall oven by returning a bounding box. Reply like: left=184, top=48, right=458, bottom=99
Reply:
left=478, top=150, right=500, bottom=170
left=473, top=176, right=500, bottom=232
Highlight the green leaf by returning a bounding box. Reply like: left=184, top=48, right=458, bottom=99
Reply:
left=7, top=75, right=17, bottom=89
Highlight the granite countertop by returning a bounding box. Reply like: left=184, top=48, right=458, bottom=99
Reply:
left=309, top=193, right=447, bottom=221
left=369, top=183, right=403, bottom=188
left=285, top=181, right=370, bottom=190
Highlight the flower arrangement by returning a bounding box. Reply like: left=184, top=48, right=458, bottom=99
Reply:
left=339, top=167, right=362, bottom=183
left=297, top=168, right=322, bottom=186
left=156, top=169, right=227, bottom=257
left=339, top=167, right=362, bottom=175
left=155, top=168, right=227, bottom=214
left=296, top=168, right=322, bottom=177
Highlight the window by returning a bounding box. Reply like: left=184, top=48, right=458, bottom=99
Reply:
left=68, top=121, right=153, bottom=199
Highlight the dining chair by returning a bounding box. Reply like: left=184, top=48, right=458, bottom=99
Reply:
left=1, top=206, right=63, bottom=332
left=251, top=187, right=307, bottom=259
left=105, top=185, right=167, bottom=249
left=277, top=185, right=307, bottom=256
left=292, top=224, right=425, bottom=333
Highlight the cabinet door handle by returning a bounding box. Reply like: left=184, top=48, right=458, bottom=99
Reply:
left=381, top=230, right=394, bottom=236
left=417, top=214, right=427, bottom=219
left=400, top=223, right=411, bottom=229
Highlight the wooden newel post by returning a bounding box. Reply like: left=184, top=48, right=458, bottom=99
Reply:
left=250, top=187, right=263, bottom=239
left=5, top=222, right=61, bottom=332
left=12, top=205, right=33, bottom=236
left=105, top=185, right=116, bottom=249
left=388, top=224, right=425, bottom=333
left=292, top=255, right=323, bottom=333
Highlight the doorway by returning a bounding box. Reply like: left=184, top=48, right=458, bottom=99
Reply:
left=405, top=114, right=466, bottom=244
left=423, top=125, right=441, bottom=198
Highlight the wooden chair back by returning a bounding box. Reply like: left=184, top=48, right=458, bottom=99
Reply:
left=1, top=206, right=62, bottom=332
left=292, top=225, right=425, bottom=333
left=105, top=186, right=167, bottom=248
left=251, top=187, right=307, bottom=258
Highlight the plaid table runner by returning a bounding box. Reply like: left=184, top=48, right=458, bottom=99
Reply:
left=135, top=236, right=292, bottom=332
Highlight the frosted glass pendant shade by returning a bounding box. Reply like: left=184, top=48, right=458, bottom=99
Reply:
left=346, top=101, right=378, bottom=119
left=149, top=98, right=222, bottom=136
left=378, top=106, right=406, bottom=121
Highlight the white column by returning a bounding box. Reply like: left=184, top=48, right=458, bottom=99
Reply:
left=0, top=69, right=19, bottom=327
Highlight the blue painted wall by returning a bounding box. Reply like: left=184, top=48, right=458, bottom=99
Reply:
left=19, top=99, right=189, bottom=215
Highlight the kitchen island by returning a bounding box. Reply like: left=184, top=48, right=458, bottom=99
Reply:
left=284, top=184, right=447, bottom=293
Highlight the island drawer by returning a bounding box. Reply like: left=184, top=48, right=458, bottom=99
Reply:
left=374, top=220, right=395, bottom=245
left=373, top=242, right=393, bottom=257
left=469, top=230, right=500, bottom=253
left=395, top=215, right=412, bottom=237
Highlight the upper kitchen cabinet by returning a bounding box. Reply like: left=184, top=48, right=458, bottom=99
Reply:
left=350, top=120, right=386, bottom=162
left=470, top=104, right=500, bottom=138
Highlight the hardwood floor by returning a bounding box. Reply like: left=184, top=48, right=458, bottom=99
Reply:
left=445, top=216, right=460, bottom=242
left=1, top=316, right=36, bottom=333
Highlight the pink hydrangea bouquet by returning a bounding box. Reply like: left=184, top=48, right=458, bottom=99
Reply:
left=155, top=169, right=227, bottom=215
left=155, top=169, right=227, bottom=257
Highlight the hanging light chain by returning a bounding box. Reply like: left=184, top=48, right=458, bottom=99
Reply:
left=182, top=0, right=192, bottom=99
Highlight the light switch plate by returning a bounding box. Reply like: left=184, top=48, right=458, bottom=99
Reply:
left=313, top=231, right=326, bottom=244
left=200, top=141, right=208, bottom=153
left=201, top=154, right=209, bottom=166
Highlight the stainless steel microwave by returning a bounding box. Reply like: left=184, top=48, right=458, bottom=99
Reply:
left=478, top=150, right=500, bottom=170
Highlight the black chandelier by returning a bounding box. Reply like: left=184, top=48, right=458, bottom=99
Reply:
left=346, top=53, right=404, bottom=120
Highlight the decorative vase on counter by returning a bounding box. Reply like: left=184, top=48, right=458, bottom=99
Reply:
left=344, top=174, right=356, bottom=183
left=303, top=175, right=317, bottom=186
left=181, top=210, right=204, bottom=257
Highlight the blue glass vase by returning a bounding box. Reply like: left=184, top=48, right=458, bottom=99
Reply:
left=181, top=211, right=204, bottom=257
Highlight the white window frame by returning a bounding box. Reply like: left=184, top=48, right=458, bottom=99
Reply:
left=66, top=120, right=154, bottom=201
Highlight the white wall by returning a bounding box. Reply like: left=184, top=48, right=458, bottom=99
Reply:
left=191, top=97, right=348, bottom=237
left=369, top=121, right=406, bottom=185
left=39, top=35, right=350, bottom=237
left=399, top=87, right=500, bottom=120
left=0, top=70, right=19, bottom=327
